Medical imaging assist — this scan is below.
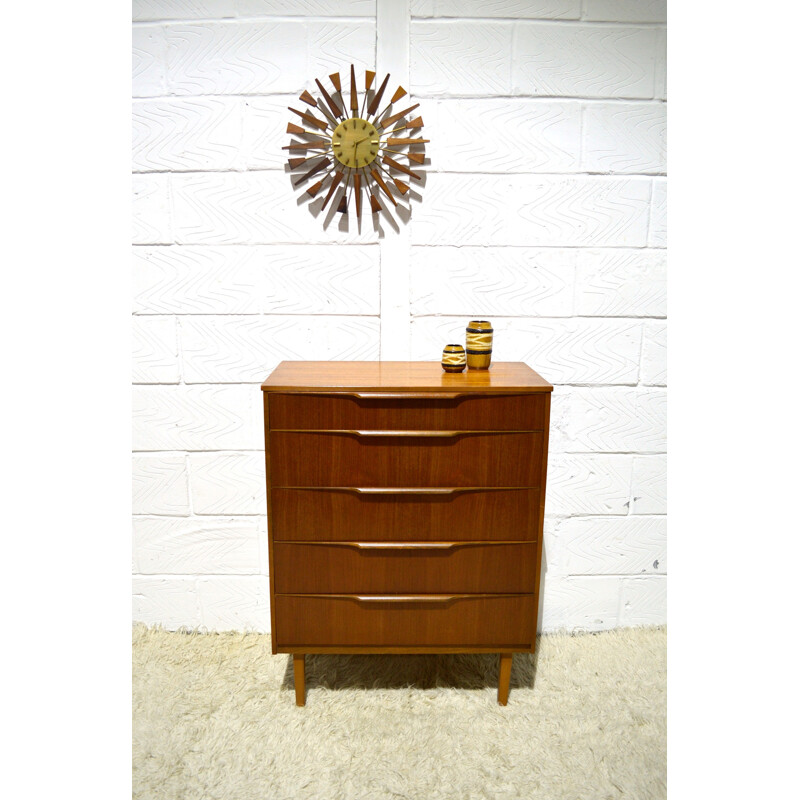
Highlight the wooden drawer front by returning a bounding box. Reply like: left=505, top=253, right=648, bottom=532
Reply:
left=273, top=542, right=536, bottom=594
left=271, top=488, right=540, bottom=542
left=269, top=392, right=545, bottom=432
left=274, top=594, right=536, bottom=647
left=270, top=431, right=543, bottom=487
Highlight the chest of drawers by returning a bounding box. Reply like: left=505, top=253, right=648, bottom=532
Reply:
left=261, top=361, right=552, bottom=705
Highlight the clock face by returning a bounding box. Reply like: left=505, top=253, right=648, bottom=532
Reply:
left=283, top=65, right=428, bottom=222
left=332, top=118, right=380, bottom=169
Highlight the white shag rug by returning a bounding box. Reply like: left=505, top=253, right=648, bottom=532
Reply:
left=133, top=625, right=666, bottom=800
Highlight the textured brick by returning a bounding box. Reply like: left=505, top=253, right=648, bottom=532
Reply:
left=547, top=390, right=571, bottom=454
left=165, top=21, right=306, bottom=95
left=542, top=575, right=622, bottom=632
left=415, top=0, right=580, bottom=19
left=189, top=452, right=266, bottom=514
left=134, top=1, right=235, bottom=21
left=411, top=174, right=650, bottom=247
left=631, top=455, right=666, bottom=514
left=134, top=244, right=379, bottom=315
left=132, top=25, right=167, bottom=97
left=133, top=516, right=263, bottom=574
left=132, top=315, right=180, bottom=383
left=654, top=29, right=667, bottom=100
left=584, top=0, right=666, bottom=23
left=513, top=23, right=659, bottom=99
left=197, top=575, right=270, bottom=631
left=235, top=0, right=375, bottom=15
left=649, top=178, right=667, bottom=247
left=132, top=384, right=259, bottom=451
left=307, top=20, right=376, bottom=79
left=180, top=315, right=379, bottom=382
left=410, top=21, right=513, bottom=96
left=582, top=101, right=666, bottom=174
left=546, top=454, right=633, bottom=515
left=133, top=245, right=262, bottom=314
left=620, top=576, right=666, bottom=626
left=575, top=248, right=666, bottom=316
left=410, top=247, right=575, bottom=317
left=242, top=96, right=293, bottom=171
left=133, top=577, right=199, bottom=629
left=132, top=455, right=190, bottom=515
left=132, top=173, right=171, bottom=244
left=257, top=246, right=380, bottom=314
left=133, top=97, right=242, bottom=172
left=562, top=388, right=666, bottom=453
left=430, top=99, right=581, bottom=173
left=640, top=321, right=667, bottom=385
left=548, top=515, right=666, bottom=576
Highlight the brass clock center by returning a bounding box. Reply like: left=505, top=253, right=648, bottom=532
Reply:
left=332, top=118, right=380, bottom=169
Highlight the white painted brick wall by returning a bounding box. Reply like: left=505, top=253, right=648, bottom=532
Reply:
left=132, top=0, right=667, bottom=633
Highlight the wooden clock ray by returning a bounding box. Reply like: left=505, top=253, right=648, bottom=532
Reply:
left=283, top=65, right=427, bottom=222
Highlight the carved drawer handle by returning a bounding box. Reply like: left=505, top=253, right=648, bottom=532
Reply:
left=350, top=542, right=459, bottom=550
left=353, top=595, right=460, bottom=605
left=350, top=429, right=464, bottom=438
left=350, top=392, right=466, bottom=400
left=351, top=487, right=462, bottom=495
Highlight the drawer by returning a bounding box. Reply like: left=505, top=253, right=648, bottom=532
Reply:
left=274, top=593, right=536, bottom=647
left=269, top=431, right=543, bottom=487
left=273, top=542, right=537, bottom=594
left=271, top=487, right=540, bottom=542
left=269, top=392, right=546, bottom=431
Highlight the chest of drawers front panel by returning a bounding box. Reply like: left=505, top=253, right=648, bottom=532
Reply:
left=264, top=381, right=550, bottom=653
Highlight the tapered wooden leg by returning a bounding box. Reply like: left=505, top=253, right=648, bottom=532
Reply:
left=498, top=653, right=513, bottom=705
left=293, top=654, right=306, bottom=706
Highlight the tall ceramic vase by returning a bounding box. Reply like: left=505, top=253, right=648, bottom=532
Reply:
left=466, top=320, right=493, bottom=369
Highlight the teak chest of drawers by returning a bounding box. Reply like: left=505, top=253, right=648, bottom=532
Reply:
left=261, top=361, right=552, bottom=705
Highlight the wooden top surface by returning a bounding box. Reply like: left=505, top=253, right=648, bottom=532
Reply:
left=261, top=361, right=552, bottom=393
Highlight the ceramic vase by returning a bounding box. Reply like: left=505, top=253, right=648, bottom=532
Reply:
left=466, top=320, right=493, bottom=369
left=441, top=344, right=466, bottom=373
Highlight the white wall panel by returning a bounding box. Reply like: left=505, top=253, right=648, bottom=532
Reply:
left=410, top=21, right=513, bottom=96
left=133, top=516, right=263, bottom=573
left=429, top=98, right=581, bottom=173
left=179, top=315, right=380, bottom=382
left=513, top=23, right=659, bottom=99
left=582, top=101, right=666, bottom=174
left=132, top=455, right=190, bottom=515
left=649, top=177, right=667, bottom=247
left=411, top=175, right=651, bottom=247
left=164, top=21, right=307, bottom=95
left=132, top=316, right=181, bottom=383
left=188, top=452, right=266, bottom=514
left=133, top=384, right=259, bottom=451
left=640, top=321, right=667, bottom=385
left=631, top=455, right=667, bottom=515
left=410, top=247, right=575, bottom=317
left=575, top=248, right=666, bottom=317
left=548, top=515, right=666, bottom=576
left=133, top=97, right=243, bottom=172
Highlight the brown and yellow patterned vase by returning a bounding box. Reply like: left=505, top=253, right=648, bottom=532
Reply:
left=466, top=320, right=493, bottom=369
left=441, top=344, right=466, bottom=373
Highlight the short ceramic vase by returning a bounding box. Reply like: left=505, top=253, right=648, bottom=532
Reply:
left=441, top=344, right=467, bottom=373
left=466, top=320, right=493, bottom=369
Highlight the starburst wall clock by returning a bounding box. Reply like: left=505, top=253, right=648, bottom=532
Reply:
left=283, top=65, right=428, bottom=224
